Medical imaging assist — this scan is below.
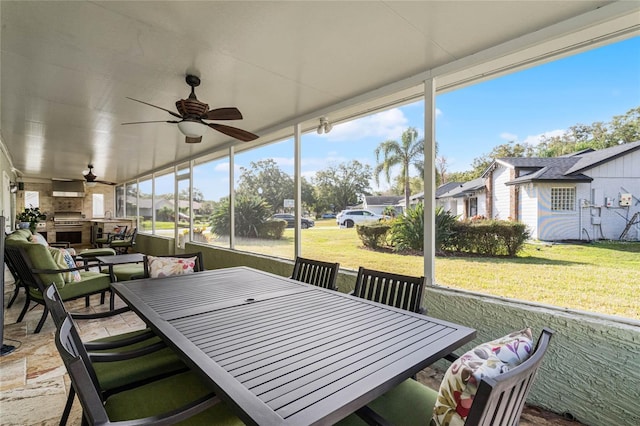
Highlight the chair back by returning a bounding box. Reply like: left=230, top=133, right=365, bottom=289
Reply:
left=465, top=328, right=555, bottom=426
left=142, top=252, right=205, bottom=278
left=54, top=315, right=112, bottom=424
left=4, top=245, right=43, bottom=292
left=44, top=284, right=68, bottom=328
left=291, top=256, right=340, bottom=290
left=353, top=267, right=425, bottom=313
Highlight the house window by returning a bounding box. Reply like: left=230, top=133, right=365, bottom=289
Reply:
left=92, top=194, right=104, bottom=218
left=551, top=187, right=575, bottom=211
left=24, top=190, right=40, bottom=208
left=468, top=197, right=478, bottom=217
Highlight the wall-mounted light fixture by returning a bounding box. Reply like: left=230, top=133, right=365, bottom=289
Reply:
left=9, top=182, right=18, bottom=193
left=317, top=117, right=333, bottom=134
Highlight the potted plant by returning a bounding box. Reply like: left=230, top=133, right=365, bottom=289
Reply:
left=16, top=207, right=47, bottom=233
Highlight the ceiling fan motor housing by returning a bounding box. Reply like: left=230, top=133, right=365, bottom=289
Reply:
left=176, top=99, right=208, bottom=118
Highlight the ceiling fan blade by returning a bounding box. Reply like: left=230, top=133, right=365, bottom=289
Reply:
left=207, top=123, right=258, bottom=142
left=121, top=120, right=180, bottom=125
left=203, top=107, right=243, bottom=121
left=126, top=97, right=182, bottom=119
left=97, top=180, right=117, bottom=185
left=185, top=136, right=202, bottom=144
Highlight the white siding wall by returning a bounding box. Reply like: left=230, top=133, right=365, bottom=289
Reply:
left=492, top=165, right=511, bottom=220
left=536, top=183, right=581, bottom=240
left=519, top=183, right=539, bottom=239
left=582, top=150, right=640, bottom=240
left=456, top=198, right=465, bottom=219
left=477, top=192, right=487, bottom=217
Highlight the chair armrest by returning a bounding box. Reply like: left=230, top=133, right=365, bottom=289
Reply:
left=33, top=265, right=86, bottom=274
left=71, top=306, right=131, bottom=321
left=83, top=328, right=156, bottom=351
left=88, top=341, right=167, bottom=362
left=105, top=394, right=220, bottom=426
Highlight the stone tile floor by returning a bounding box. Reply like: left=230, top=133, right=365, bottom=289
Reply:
left=0, top=277, right=581, bottom=425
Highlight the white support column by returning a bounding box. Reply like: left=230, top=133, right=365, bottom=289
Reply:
left=151, top=174, right=156, bottom=234
left=229, top=145, right=235, bottom=250
left=294, top=123, right=302, bottom=258
left=424, top=78, right=436, bottom=287
left=173, top=165, right=179, bottom=248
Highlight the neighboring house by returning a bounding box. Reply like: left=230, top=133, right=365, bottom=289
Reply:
left=407, top=182, right=462, bottom=210
left=126, top=196, right=202, bottom=220
left=435, top=178, right=487, bottom=219
left=363, top=195, right=404, bottom=215
left=483, top=141, right=640, bottom=241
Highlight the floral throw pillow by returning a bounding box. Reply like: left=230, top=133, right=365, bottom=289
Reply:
left=48, top=247, right=82, bottom=283
left=147, top=256, right=197, bottom=278
left=430, top=328, right=534, bottom=426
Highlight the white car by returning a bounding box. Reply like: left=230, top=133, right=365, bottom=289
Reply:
left=336, top=209, right=388, bottom=228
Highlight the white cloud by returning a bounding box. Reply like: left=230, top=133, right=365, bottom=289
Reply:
left=523, top=129, right=565, bottom=146
left=324, top=108, right=410, bottom=142
left=500, top=132, right=518, bottom=142
left=214, top=162, right=229, bottom=172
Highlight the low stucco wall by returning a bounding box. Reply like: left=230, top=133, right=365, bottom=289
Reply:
left=139, top=237, right=639, bottom=425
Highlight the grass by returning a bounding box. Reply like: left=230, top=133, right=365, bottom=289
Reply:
left=220, top=219, right=639, bottom=319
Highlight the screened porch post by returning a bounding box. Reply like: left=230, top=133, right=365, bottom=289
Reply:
left=423, top=78, right=436, bottom=287
left=294, top=123, right=302, bottom=258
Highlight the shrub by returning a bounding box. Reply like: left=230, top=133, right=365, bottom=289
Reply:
left=257, top=220, right=287, bottom=239
left=356, top=222, right=391, bottom=249
left=449, top=219, right=529, bottom=256
left=435, top=206, right=459, bottom=252
left=390, top=204, right=424, bottom=252
left=210, top=195, right=272, bottom=238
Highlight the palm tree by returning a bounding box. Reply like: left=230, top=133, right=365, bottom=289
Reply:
left=374, top=127, right=424, bottom=210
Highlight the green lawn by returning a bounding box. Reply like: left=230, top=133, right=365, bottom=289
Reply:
left=222, top=219, right=640, bottom=319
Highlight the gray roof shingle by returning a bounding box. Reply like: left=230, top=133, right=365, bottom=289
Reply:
left=493, top=141, right=640, bottom=185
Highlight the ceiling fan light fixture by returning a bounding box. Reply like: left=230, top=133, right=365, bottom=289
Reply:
left=85, top=181, right=97, bottom=188
left=177, top=120, right=206, bottom=138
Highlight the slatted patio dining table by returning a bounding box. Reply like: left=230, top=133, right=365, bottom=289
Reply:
left=111, top=266, right=476, bottom=425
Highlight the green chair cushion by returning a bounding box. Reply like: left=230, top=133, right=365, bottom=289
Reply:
left=79, top=248, right=117, bottom=258
left=92, top=329, right=157, bottom=346
left=336, top=379, right=438, bottom=426
left=93, top=346, right=186, bottom=391
left=111, top=264, right=145, bottom=281
left=105, top=371, right=243, bottom=425
left=56, top=271, right=112, bottom=300
left=7, top=239, right=66, bottom=287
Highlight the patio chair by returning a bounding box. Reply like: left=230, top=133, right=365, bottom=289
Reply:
left=54, top=314, right=243, bottom=425
left=142, top=252, right=205, bottom=278
left=338, top=328, right=555, bottom=426
left=108, top=227, right=137, bottom=254
left=4, top=231, right=115, bottom=333
left=95, top=225, right=128, bottom=248
left=43, top=285, right=187, bottom=426
left=291, top=256, right=340, bottom=290
left=352, top=267, right=425, bottom=314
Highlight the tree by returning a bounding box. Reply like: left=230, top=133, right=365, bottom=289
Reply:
left=237, top=159, right=293, bottom=213
left=179, top=187, right=205, bottom=202
left=313, top=161, right=372, bottom=212
left=374, top=127, right=425, bottom=210
left=469, top=141, right=535, bottom=178
left=535, top=107, right=640, bottom=157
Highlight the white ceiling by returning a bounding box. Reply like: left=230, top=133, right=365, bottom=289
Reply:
left=1, top=1, right=638, bottom=184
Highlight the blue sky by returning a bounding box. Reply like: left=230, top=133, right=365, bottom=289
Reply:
left=190, top=37, right=640, bottom=201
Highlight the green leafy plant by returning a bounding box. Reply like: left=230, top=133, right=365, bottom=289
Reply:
left=17, top=207, right=46, bottom=233
left=390, top=204, right=425, bottom=252
left=210, top=195, right=272, bottom=238
left=388, top=204, right=458, bottom=253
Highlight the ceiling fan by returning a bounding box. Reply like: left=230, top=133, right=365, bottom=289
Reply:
left=122, top=75, right=259, bottom=143
left=83, top=164, right=115, bottom=186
